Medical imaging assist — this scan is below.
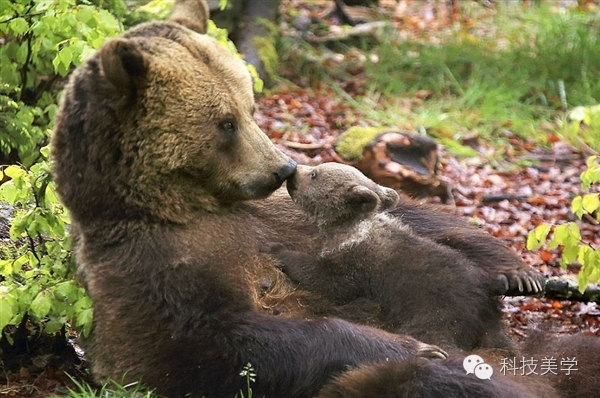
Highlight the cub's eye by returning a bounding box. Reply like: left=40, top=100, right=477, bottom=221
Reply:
left=310, top=170, right=318, bottom=179
left=218, top=119, right=237, bottom=134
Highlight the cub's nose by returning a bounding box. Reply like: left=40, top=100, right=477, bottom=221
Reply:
left=286, top=175, right=297, bottom=194
left=274, top=159, right=297, bottom=185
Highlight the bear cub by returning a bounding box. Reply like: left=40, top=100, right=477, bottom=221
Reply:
left=264, top=163, right=511, bottom=352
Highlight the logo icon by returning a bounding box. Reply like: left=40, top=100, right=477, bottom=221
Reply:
left=474, top=362, right=493, bottom=380
left=463, top=354, right=493, bottom=380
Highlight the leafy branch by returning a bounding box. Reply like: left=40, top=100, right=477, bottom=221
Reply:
left=528, top=156, right=600, bottom=291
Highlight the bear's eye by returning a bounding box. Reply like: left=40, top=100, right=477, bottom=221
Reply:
left=310, top=170, right=318, bottom=179
left=218, top=119, right=237, bottom=135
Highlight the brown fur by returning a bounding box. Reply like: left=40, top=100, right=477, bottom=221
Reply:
left=51, top=1, right=447, bottom=397
left=317, top=357, right=558, bottom=398
left=389, top=200, right=545, bottom=295
left=521, top=332, right=600, bottom=398
left=264, top=163, right=513, bottom=352
left=50, top=0, right=552, bottom=395
left=320, top=333, right=600, bottom=398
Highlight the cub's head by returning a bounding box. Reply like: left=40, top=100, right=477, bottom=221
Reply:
left=51, top=0, right=295, bottom=224
left=287, top=163, right=399, bottom=228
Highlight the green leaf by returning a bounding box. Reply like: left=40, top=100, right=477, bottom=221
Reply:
left=527, top=224, right=551, bottom=250
left=30, top=291, right=52, bottom=319
left=582, top=194, right=599, bottom=214
left=0, top=293, right=18, bottom=332
left=53, top=281, right=78, bottom=302
left=577, top=245, right=592, bottom=266
left=561, top=243, right=579, bottom=268
left=526, top=230, right=538, bottom=250
left=44, top=318, right=66, bottom=334
left=571, top=196, right=584, bottom=219
left=74, top=295, right=92, bottom=312
left=76, top=308, right=93, bottom=337
left=12, top=255, right=28, bottom=274
left=58, top=45, right=73, bottom=68
left=3, top=165, right=26, bottom=179
left=77, top=5, right=95, bottom=24
left=534, top=223, right=551, bottom=241
left=0, top=182, right=18, bottom=204
left=9, top=17, right=29, bottom=35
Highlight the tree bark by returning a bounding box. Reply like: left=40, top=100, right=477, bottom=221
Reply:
left=544, top=277, right=600, bottom=304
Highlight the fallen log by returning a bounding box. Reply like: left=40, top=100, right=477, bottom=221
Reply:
left=543, top=276, right=600, bottom=305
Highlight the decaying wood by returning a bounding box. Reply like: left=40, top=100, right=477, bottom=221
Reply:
left=282, top=141, right=325, bottom=150
left=348, top=131, right=452, bottom=203
left=544, top=276, right=600, bottom=305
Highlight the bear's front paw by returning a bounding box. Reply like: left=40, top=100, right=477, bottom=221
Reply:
left=497, top=269, right=545, bottom=296
left=259, top=242, right=287, bottom=254
left=416, top=342, right=448, bottom=359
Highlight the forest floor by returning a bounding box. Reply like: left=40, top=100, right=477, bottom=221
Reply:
left=1, top=0, right=599, bottom=396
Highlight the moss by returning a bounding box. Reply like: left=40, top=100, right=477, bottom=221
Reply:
left=252, top=19, right=281, bottom=83
left=334, top=126, right=394, bottom=161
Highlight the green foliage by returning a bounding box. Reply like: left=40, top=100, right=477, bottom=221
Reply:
left=55, top=362, right=254, bottom=398
left=561, top=105, right=600, bottom=152
left=364, top=5, right=599, bottom=145
left=0, top=147, right=92, bottom=343
left=0, top=0, right=123, bottom=164
left=55, top=377, right=157, bottom=398
left=207, top=19, right=263, bottom=93
left=528, top=156, right=600, bottom=291
left=236, top=363, right=256, bottom=398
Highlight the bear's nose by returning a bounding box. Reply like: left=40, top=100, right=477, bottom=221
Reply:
left=286, top=176, right=297, bottom=193
left=274, top=159, right=297, bottom=185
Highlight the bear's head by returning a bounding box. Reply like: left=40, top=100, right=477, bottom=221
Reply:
left=287, top=163, right=399, bottom=228
left=51, top=0, right=296, bottom=224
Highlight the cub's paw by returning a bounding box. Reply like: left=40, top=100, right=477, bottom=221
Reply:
left=416, top=342, right=448, bottom=359
left=497, top=269, right=545, bottom=296
left=259, top=242, right=286, bottom=255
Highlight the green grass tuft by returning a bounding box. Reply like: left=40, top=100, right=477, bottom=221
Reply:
left=364, top=4, right=600, bottom=147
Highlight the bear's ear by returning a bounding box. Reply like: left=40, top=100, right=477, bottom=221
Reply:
left=378, top=187, right=399, bottom=211
left=170, top=0, right=209, bottom=34
left=347, top=186, right=379, bottom=215
left=100, top=38, right=147, bottom=96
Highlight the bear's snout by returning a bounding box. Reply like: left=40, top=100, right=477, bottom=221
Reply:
left=275, top=159, right=297, bottom=185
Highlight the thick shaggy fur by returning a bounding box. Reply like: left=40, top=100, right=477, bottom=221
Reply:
left=265, top=163, right=512, bottom=352
left=51, top=0, right=552, bottom=396
left=51, top=1, right=446, bottom=396
left=316, top=357, right=558, bottom=398
left=521, top=332, right=600, bottom=398
left=319, top=333, right=600, bottom=398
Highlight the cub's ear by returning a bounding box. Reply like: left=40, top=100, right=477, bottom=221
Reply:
left=170, top=0, right=209, bottom=34
left=100, top=38, right=147, bottom=96
left=378, top=187, right=399, bottom=211
left=347, top=186, right=379, bottom=215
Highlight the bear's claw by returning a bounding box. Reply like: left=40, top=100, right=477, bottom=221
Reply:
left=416, top=343, right=448, bottom=359
left=498, top=270, right=545, bottom=296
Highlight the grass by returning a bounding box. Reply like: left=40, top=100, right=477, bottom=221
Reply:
left=279, top=2, right=600, bottom=153
left=364, top=3, right=600, bottom=149
left=51, top=378, right=157, bottom=398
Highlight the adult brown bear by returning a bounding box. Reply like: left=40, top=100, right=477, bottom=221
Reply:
left=51, top=0, right=547, bottom=396
left=51, top=1, right=446, bottom=396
